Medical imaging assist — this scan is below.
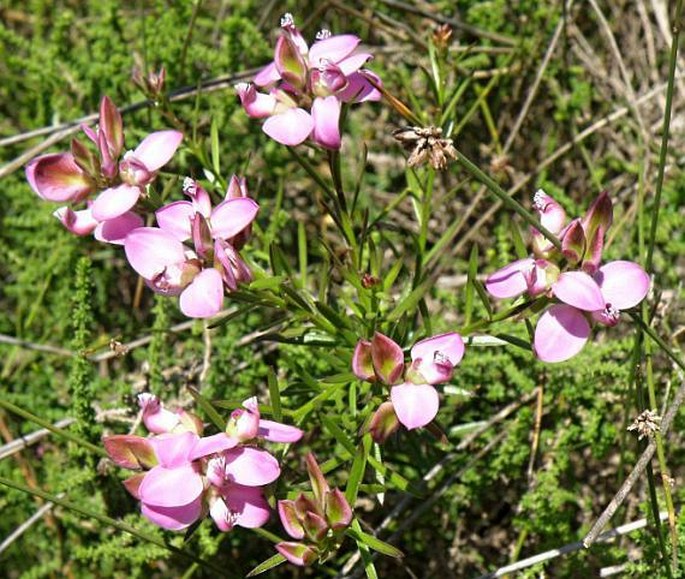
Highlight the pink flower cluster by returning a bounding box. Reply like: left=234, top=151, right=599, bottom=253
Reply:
left=276, top=453, right=353, bottom=566
left=124, top=177, right=258, bottom=318
left=352, top=331, right=464, bottom=434
left=236, top=13, right=381, bottom=149
left=485, top=190, right=650, bottom=362
left=25, top=95, right=259, bottom=319
left=26, top=96, right=182, bottom=244
left=103, top=394, right=302, bottom=532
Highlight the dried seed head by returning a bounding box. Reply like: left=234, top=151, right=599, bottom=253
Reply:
left=432, top=24, right=453, bottom=51
left=627, top=409, right=661, bottom=440
left=392, top=126, right=457, bottom=170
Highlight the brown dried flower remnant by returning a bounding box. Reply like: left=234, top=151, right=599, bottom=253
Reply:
left=432, top=24, right=453, bottom=51
left=627, top=409, right=661, bottom=440
left=393, top=126, right=458, bottom=170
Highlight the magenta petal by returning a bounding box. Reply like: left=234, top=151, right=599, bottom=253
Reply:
left=311, top=96, right=341, bottom=150
left=93, top=211, right=144, bottom=245
left=141, top=495, right=203, bottom=531
left=308, top=34, right=360, bottom=65
left=210, top=198, right=259, bottom=240
left=595, top=261, right=650, bottom=310
left=485, top=258, right=535, bottom=299
left=179, top=268, right=224, bottom=318
left=411, top=333, right=465, bottom=366
left=139, top=465, right=204, bottom=508
left=257, top=419, right=303, bottom=443
left=91, top=184, right=142, bottom=221
left=124, top=227, right=186, bottom=279
left=235, top=82, right=278, bottom=118
left=223, top=484, right=271, bottom=528
left=54, top=207, right=98, bottom=236
left=262, top=108, right=314, bottom=146
left=253, top=62, right=280, bottom=87
left=553, top=271, right=605, bottom=311
left=26, top=153, right=93, bottom=202
left=337, top=52, right=373, bottom=75
left=390, top=383, right=439, bottom=430
left=151, top=431, right=199, bottom=467
left=534, top=304, right=590, bottom=363
left=132, top=130, right=183, bottom=172
left=190, top=433, right=238, bottom=460
left=222, top=447, right=281, bottom=486
left=156, top=201, right=194, bottom=241
left=338, top=71, right=382, bottom=103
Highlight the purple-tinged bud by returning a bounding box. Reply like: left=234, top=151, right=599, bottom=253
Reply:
left=582, top=224, right=605, bottom=275
left=103, top=435, right=158, bottom=470
left=70, top=137, right=100, bottom=178
left=581, top=191, right=613, bottom=245
left=226, top=397, right=260, bottom=442
left=370, top=332, right=405, bottom=385
left=99, top=96, right=124, bottom=160
left=122, top=473, right=145, bottom=499
left=365, top=401, right=400, bottom=444
left=561, top=218, right=586, bottom=264
left=275, top=542, right=318, bottom=567
left=352, top=339, right=375, bottom=381
left=26, top=152, right=95, bottom=203
left=278, top=500, right=306, bottom=540
left=191, top=213, right=212, bottom=258
left=176, top=410, right=204, bottom=435
left=532, top=189, right=566, bottom=234
left=303, top=511, right=329, bottom=542
left=279, top=13, right=308, bottom=55
left=305, top=453, right=330, bottom=508
left=274, top=35, right=307, bottom=91
left=295, top=493, right=322, bottom=518
left=324, top=488, right=353, bottom=531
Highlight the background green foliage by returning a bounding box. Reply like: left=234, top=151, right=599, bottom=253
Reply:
left=1, top=1, right=685, bottom=577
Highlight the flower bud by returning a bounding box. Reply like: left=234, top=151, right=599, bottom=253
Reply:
left=275, top=542, right=319, bottom=566
left=370, top=332, right=404, bottom=385
left=278, top=499, right=306, bottom=540
left=352, top=339, right=375, bottom=381
left=103, top=435, right=158, bottom=470
left=561, top=218, right=586, bottom=264
left=365, top=401, right=400, bottom=444
left=324, top=488, right=353, bottom=531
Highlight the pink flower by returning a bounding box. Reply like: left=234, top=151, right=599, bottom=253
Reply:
left=352, top=331, right=464, bottom=432
left=236, top=13, right=380, bottom=149
left=486, top=191, right=649, bottom=363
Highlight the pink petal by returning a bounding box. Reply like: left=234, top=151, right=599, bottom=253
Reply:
left=124, top=227, right=186, bottom=279
left=141, top=495, right=203, bottom=531
left=390, top=383, right=439, bottom=430
left=338, top=71, right=382, bottom=103
left=93, top=211, right=144, bottom=245
left=222, top=484, right=271, bottom=528
left=53, top=206, right=98, bottom=236
left=278, top=500, right=305, bottom=539
left=533, top=189, right=566, bottom=235
left=91, top=184, right=142, bottom=221
left=222, top=447, right=281, bottom=486
left=337, top=52, right=373, bottom=76
left=139, top=465, right=204, bottom=508
left=235, top=82, right=278, bottom=118
left=142, top=408, right=181, bottom=435
left=156, top=200, right=194, bottom=241
left=411, top=333, right=465, bottom=366
left=257, top=419, right=303, bottom=443
left=595, top=260, right=650, bottom=310
left=132, top=130, right=183, bottom=172
left=553, top=271, right=605, bottom=311
left=485, top=258, right=535, bottom=299
left=190, top=432, right=238, bottom=460
left=534, top=304, right=590, bottom=363
left=210, top=198, right=260, bottom=240
left=26, top=153, right=93, bottom=202
left=311, top=96, right=341, bottom=150
left=253, top=62, right=281, bottom=87
left=262, top=108, right=314, bottom=146
left=275, top=542, right=318, bottom=566
left=150, top=431, right=199, bottom=467
left=179, top=268, right=224, bottom=318
left=308, top=34, right=360, bottom=66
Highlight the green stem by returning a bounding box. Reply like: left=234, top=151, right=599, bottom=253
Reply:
left=0, top=399, right=106, bottom=457
left=630, top=312, right=685, bottom=374
left=0, top=476, right=228, bottom=575
left=646, top=0, right=684, bottom=271
left=454, top=149, right=562, bottom=251
left=459, top=297, right=541, bottom=336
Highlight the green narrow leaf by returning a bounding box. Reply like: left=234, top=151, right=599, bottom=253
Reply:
left=382, top=258, right=404, bottom=292
left=187, top=386, right=225, bottom=431
left=321, top=415, right=356, bottom=455
left=246, top=554, right=287, bottom=577
left=464, top=244, right=478, bottom=326
left=210, top=117, right=221, bottom=178
left=267, top=367, right=282, bottom=422
left=345, top=434, right=372, bottom=504
left=510, top=216, right=528, bottom=259
left=350, top=520, right=378, bottom=579
left=298, top=220, right=307, bottom=287
left=387, top=277, right=434, bottom=322
left=473, top=279, right=493, bottom=318
left=346, top=527, right=403, bottom=559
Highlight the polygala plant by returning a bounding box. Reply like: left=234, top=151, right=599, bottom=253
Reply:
left=4, top=3, right=685, bottom=577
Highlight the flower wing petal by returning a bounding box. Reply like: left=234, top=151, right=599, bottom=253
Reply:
left=534, top=304, right=590, bottom=363
left=390, top=383, right=439, bottom=430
